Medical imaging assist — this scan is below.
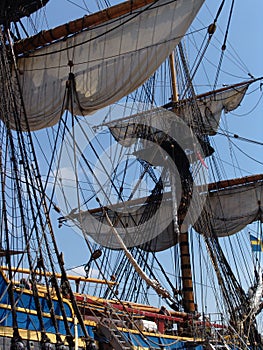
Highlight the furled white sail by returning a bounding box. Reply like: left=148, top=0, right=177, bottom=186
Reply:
left=139, top=176, right=263, bottom=248
left=9, top=0, right=204, bottom=131
left=108, top=107, right=204, bottom=161
left=194, top=179, right=263, bottom=237
left=69, top=176, right=263, bottom=251
left=67, top=194, right=177, bottom=250
left=174, top=85, right=248, bottom=135
left=109, top=85, right=248, bottom=144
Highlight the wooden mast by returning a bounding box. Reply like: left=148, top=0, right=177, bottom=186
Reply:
left=169, top=51, right=196, bottom=313
left=169, top=51, right=179, bottom=103
left=179, top=230, right=196, bottom=313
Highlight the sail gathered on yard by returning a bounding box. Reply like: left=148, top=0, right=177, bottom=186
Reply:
left=194, top=175, right=263, bottom=237
left=74, top=195, right=176, bottom=250
left=109, top=84, right=249, bottom=145
left=108, top=107, right=196, bottom=150
left=68, top=175, right=263, bottom=251
left=8, top=0, right=204, bottom=131
left=173, top=84, right=248, bottom=135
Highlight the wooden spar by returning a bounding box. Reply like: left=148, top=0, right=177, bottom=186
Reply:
left=169, top=51, right=179, bottom=102
left=163, top=77, right=263, bottom=109
left=0, top=266, right=116, bottom=285
left=14, top=0, right=157, bottom=55
left=80, top=173, right=263, bottom=215
left=179, top=231, right=195, bottom=313
left=208, top=173, right=263, bottom=191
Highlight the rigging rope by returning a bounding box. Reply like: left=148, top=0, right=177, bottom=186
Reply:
left=1, top=28, right=49, bottom=345
left=213, top=0, right=235, bottom=89
left=217, top=131, right=263, bottom=146
left=103, top=208, right=175, bottom=301
left=188, top=0, right=227, bottom=83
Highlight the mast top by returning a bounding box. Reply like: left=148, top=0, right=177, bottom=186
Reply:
left=0, top=0, right=49, bottom=25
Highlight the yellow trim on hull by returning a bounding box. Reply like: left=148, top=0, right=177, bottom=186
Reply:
left=0, top=302, right=203, bottom=342
left=0, top=325, right=203, bottom=346
left=0, top=326, right=88, bottom=347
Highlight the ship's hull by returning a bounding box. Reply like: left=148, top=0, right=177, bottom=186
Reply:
left=0, top=268, right=254, bottom=350
left=0, top=331, right=205, bottom=350
left=0, top=269, right=210, bottom=349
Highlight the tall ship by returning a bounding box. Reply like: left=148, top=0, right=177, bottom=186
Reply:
left=0, top=0, right=262, bottom=349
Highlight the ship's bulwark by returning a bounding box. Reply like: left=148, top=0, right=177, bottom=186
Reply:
left=0, top=271, right=207, bottom=349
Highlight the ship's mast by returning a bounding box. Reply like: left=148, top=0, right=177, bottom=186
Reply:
left=168, top=51, right=196, bottom=314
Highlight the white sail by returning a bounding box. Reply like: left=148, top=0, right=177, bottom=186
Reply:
left=174, top=85, right=248, bottom=135
left=9, top=0, right=204, bottom=131
left=109, top=85, right=249, bottom=144
left=69, top=176, right=263, bottom=251
left=194, top=179, right=263, bottom=237
left=67, top=194, right=176, bottom=250
left=108, top=107, right=203, bottom=159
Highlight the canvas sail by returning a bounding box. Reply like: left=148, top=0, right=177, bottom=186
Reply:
left=68, top=175, right=263, bottom=251
left=173, top=85, right=248, bottom=135
left=8, top=0, right=204, bottom=131
left=140, top=175, right=263, bottom=249
left=109, top=84, right=249, bottom=146
left=77, top=198, right=176, bottom=250
left=194, top=176, right=263, bottom=237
